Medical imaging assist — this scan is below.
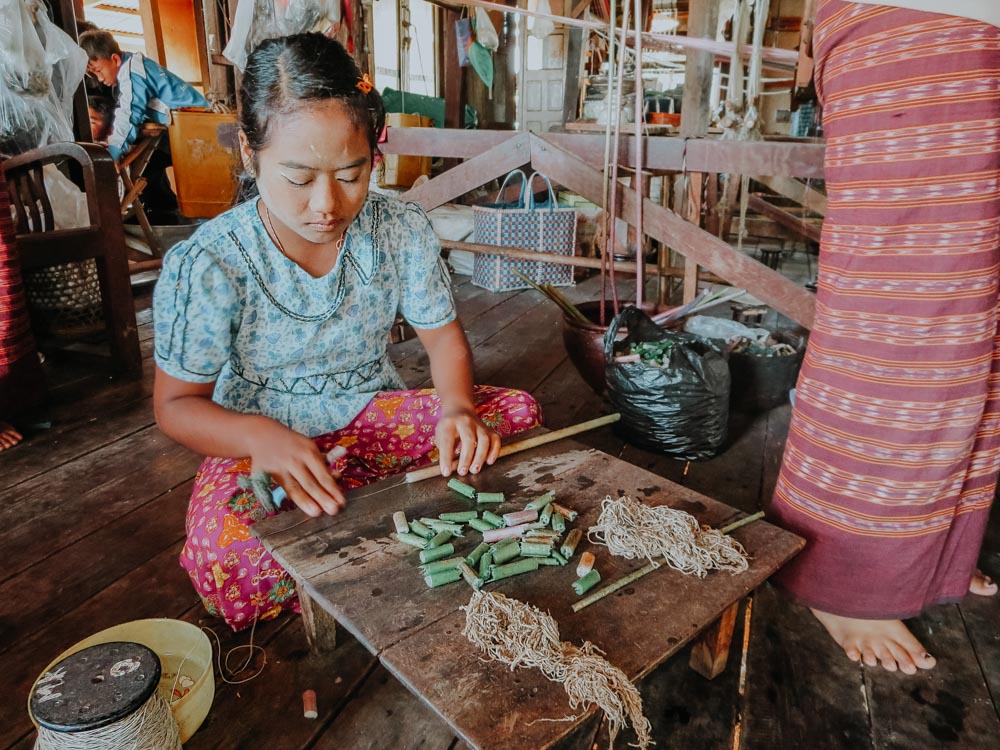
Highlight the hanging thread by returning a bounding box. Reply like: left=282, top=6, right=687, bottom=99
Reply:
left=588, top=495, right=749, bottom=577
left=463, top=590, right=652, bottom=750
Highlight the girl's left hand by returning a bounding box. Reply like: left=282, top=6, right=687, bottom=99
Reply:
left=435, top=408, right=501, bottom=477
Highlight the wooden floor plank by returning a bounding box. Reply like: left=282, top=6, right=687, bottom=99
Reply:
left=310, top=664, right=458, bottom=750
left=0, top=431, right=200, bottom=580
left=0, top=374, right=157, bottom=493
left=186, top=622, right=379, bottom=750
left=741, top=584, right=873, bottom=750
left=960, top=505, right=1000, bottom=712
left=867, top=604, right=1000, bottom=749
left=0, top=480, right=190, bottom=657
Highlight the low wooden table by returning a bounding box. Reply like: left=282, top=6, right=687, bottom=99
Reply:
left=253, top=439, right=804, bottom=749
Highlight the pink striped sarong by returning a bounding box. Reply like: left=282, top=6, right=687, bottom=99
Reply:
left=770, top=1, right=1000, bottom=618
left=182, top=385, right=541, bottom=631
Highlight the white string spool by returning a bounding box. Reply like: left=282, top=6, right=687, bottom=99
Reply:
left=31, top=642, right=182, bottom=750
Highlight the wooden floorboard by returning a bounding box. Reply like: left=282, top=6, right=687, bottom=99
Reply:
left=2, top=272, right=998, bottom=749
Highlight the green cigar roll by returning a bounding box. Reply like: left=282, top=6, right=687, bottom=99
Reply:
left=476, top=492, right=505, bottom=505
left=419, top=543, right=455, bottom=563
left=420, top=557, right=464, bottom=574
left=551, top=512, right=566, bottom=533
left=519, top=542, right=553, bottom=557
left=424, top=520, right=464, bottom=536
left=491, top=558, right=540, bottom=581
left=491, top=540, right=521, bottom=565
left=439, top=510, right=479, bottom=522
left=447, top=478, right=477, bottom=499
left=481, top=511, right=505, bottom=528
left=396, top=532, right=428, bottom=549
left=551, top=550, right=568, bottom=566
left=538, top=503, right=554, bottom=526
left=524, top=528, right=560, bottom=538
left=457, top=561, right=484, bottom=590
left=409, top=520, right=434, bottom=539
left=478, top=550, right=493, bottom=579
left=525, top=491, right=556, bottom=511
left=560, top=528, right=583, bottom=559
left=536, top=557, right=562, bottom=566
left=468, top=518, right=494, bottom=533
left=466, top=542, right=490, bottom=567
left=426, top=530, right=453, bottom=549
left=572, top=569, right=602, bottom=595
left=522, top=534, right=556, bottom=546
left=425, top=568, right=463, bottom=588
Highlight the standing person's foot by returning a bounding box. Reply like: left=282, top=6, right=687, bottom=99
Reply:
left=0, top=422, right=23, bottom=451
left=969, top=569, right=998, bottom=596
left=810, top=609, right=936, bottom=674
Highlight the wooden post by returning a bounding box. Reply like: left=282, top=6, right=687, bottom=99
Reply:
left=297, top=582, right=338, bottom=654
left=139, top=0, right=166, bottom=65
left=689, top=600, right=740, bottom=679
left=678, top=0, right=720, bottom=303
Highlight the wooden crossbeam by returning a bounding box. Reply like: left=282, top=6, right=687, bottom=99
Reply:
left=747, top=194, right=823, bottom=244
left=530, top=134, right=816, bottom=329
left=383, top=128, right=825, bottom=179
left=400, top=133, right=531, bottom=212
left=756, top=175, right=827, bottom=216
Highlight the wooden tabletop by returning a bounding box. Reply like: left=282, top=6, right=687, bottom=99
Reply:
left=253, top=439, right=804, bottom=750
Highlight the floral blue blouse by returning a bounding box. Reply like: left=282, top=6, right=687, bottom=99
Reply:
left=153, top=193, right=456, bottom=436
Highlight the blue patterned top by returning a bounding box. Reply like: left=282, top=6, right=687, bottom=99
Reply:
left=153, top=193, right=456, bottom=436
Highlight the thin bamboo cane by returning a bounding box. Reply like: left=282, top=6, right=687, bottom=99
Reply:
left=571, top=511, right=766, bottom=612
left=404, top=413, right=622, bottom=484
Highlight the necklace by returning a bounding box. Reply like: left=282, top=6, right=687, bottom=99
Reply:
left=263, top=204, right=347, bottom=264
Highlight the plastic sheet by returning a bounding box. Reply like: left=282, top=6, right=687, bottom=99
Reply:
left=0, top=0, right=87, bottom=154
left=604, top=306, right=731, bottom=460
left=223, top=0, right=343, bottom=71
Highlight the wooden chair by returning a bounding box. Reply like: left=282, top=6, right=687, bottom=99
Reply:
left=119, top=123, right=167, bottom=267
left=4, top=142, right=142, bottom=376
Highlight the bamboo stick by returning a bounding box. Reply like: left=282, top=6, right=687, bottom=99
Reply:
left=403, top=413, right=622, bottom=484
left=571, top=511, right=766, bottom=613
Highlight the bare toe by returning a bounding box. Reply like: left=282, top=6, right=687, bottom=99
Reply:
left=970, top=570, right=998, bottom=597
left=874, top=645, right=898, bottom=672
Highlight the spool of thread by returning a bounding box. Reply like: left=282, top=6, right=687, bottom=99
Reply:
left=31, top=641, right=182, bottom=750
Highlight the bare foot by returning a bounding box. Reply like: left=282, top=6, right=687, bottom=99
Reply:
left=970, top=569, right=998, bottom=596
left=811, top=608, right=936, bottom=675
left=0, top=422, right=23, bottom=451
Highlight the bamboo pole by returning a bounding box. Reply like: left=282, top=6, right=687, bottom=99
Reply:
left=570, top=511, right=766, bottom=613
left=403, top=413, right=622, bottom=484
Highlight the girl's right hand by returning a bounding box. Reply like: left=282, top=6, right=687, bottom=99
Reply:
left=246, top=418, right=346, bottom=517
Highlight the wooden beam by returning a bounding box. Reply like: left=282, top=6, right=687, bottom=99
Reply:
left=747, top=194, right=823, bottom=244
left=530, top=134, right=816, bottom=328
left=440, top=239, right=726, bottom=283
left=382, top=129, right=825, bottom=179
left=401, top=133, right=531, bottom=211
left=756, top=175, right=827, bottom=216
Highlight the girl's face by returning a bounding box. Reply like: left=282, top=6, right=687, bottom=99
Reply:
left=242, top=99, right=372, bottom=250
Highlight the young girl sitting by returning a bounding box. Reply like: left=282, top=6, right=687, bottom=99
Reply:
left=153, top=34, right=542, bottom=631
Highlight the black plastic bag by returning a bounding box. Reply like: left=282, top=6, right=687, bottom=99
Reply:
left=604, top=306, right=731, bottom=459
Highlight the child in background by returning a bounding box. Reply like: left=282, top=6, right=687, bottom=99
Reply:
left=152, top=34, right=542, bottom=631
left=78, top=30, right=208, bottom=222
left=87, top=94, right=114, bottom=142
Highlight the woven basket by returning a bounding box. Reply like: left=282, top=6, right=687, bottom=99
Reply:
left=23, top=259, right=104, bottom=337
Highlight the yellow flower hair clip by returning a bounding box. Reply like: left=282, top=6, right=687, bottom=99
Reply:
left=356, top=73, right=374, bottom=94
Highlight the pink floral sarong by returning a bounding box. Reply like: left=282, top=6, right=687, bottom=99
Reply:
left=181, top=385, right=542, bottom=630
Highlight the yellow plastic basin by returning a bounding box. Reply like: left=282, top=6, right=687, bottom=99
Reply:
left=29, top=618, right=214, bottom=742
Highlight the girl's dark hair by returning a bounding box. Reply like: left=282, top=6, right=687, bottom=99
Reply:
left=235, top=33, right=385, bottom=204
